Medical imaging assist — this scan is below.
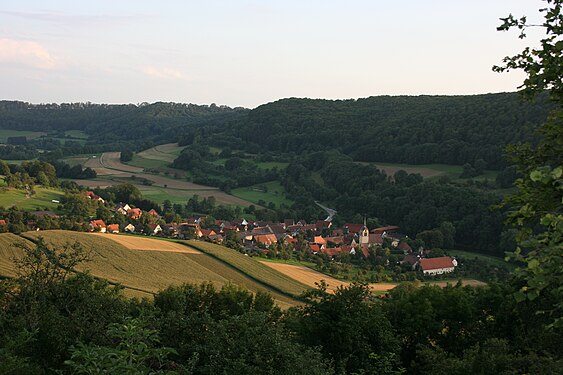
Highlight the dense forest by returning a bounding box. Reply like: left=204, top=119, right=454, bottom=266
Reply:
left=0, top=101, right=247, bottom=153
left=222, top=93, right=550, bottom=169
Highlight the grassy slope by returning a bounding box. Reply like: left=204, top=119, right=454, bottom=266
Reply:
left=185, top=240, right=309, bottom=297
left=0, top=187, right=64, bottom=210
left=447, top=249, right=516, bottom=270
left=0, top=231, right=300, bottom=306
left=231, top=181, right=293, bottom=207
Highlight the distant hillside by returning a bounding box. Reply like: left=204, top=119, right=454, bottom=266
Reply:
left=0, top=101, right=247, bottom=149
left=225, top=93, right=550, bottom=168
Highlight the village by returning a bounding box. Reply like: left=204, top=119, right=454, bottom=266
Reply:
left=83, top=190, right=459, bottom=279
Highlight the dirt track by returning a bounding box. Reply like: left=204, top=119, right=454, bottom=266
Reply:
left=92, top=233, right=201, bottom=253
left=260, top=261, right=397, bottom=293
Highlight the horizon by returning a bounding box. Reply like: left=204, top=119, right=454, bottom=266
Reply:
left=0, top=0, right=546, bottom=108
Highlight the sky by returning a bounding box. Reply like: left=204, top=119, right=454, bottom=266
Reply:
left=0, top=0, right=548, bottom=108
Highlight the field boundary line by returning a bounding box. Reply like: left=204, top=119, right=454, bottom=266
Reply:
left=182, top=241, right=306, bottom=302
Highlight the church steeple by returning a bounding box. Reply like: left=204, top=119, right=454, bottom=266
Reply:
left=359, top=216, right=369, bottom=245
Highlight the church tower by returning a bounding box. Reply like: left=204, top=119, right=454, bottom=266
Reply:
left=359, top=217, right=369, bottom=245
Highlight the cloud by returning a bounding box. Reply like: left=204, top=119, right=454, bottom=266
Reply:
left=0, top=38, right=56, bottom=69
left=142, top=66, right=188, bottom=80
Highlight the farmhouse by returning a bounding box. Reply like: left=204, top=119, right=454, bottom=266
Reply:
left=124, top=223, right=136, bottom=233
left=89, top=220, right=107, bottom=233
left=107, top=224, right=120, bottom=233
left=419, top=256, right=457, bottom=276
left=147, top=224, right=162, bottom=236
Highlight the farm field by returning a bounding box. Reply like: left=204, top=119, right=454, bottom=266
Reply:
left=90, top=233, right=200, bottom=253
left=0, top=129, right=46, bottom=143
left=259, top=261, right=397, bottom=294
left=231, top=181, right=293, bottom=207
left=3, top=231, right=301, bottom=306
left=135, top=143, right=186, bottom=164
left=360, top=161, right=499, bottom=181
left=185, top=240, right=309, bottom=297
left=72, top=151, right=254, bottom=206
left=0, top=187, right=63, bottom=210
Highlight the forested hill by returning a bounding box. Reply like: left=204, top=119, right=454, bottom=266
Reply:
left=0, top=101, right=247, bottom=146
left=228, top=92, right=550, bottom=169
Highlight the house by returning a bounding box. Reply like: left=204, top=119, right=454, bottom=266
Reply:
left=199, top=229, right=217, bottom=238
left=148, top=209, right=160, bottom=219
left=89, top=219, right=107, bottom=233
left=107, top=224, right=120, bottom=233
left=127, top=208, right=142, bottom=219
left=313, top=236, right=327, bottom=245
left=124, top=223, right=136, bottom=233
left=147, top=224, right=162, bottom=236
left=254, top=234, right=278, bottom=247
left=115, top=203, right=131, bottom=215
left=344, top=223, right=363, bottom=234
left=419, top=256, right=457, bottom=276
left=0, top=219, right=6, bottom=226
left=85, top=191, right=105, bottom=203
left=371, top=226, right=400, bottom=235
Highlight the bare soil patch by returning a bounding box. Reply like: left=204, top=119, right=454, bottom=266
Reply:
left=92, top=233, right=201, bottom=253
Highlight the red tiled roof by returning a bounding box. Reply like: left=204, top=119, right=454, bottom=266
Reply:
left=90, top=219, right=106, bottom=228
left=310, top=244, right=320, bottom=252
left=371, top=225, right=400, bottom=234
left=107, top=224, right=119, bottom=232
left=420, top=257, right=455, bottom=271
left=313, top=236, right=327, bottom=245
left=254, top=234, right=277, bottom=245
left=322, top=247, right=343, bottom=257
left=398, top=242, right=412, bottom=252
left=345, top=223, right=363, bottom=233
left=0, top=219, right=6, bottom=225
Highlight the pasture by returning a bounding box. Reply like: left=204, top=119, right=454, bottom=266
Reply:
left=361, top=161, right=499, bottom=181
left=0, top=187, right=63, bottom=210
left=231, top=181, right=293, bottom=207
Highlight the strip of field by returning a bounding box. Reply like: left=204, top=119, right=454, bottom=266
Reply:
left=1, top=231, right=300, bottom=306
left=231, top=181, right=293, bottom=207
left=91, top=233, right=200, bottom=253
left=185, top=240, right=310, bottom=298
left=75, top=151, right=255, bottom=206
left=259, top=261, right=397, bottom=294
left=136, top=143, right=185, bottom=163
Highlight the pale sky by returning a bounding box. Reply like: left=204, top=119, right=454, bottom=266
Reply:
left=0, top=0, right=547, bottom=108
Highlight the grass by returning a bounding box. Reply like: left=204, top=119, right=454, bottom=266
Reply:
left=361, top=161, right=499, bottom=181
left=8, top=231, right=301, bottom=306
left=447, top=249, right=516, bottom=271
left=231, top=181, right=293, bottom=207
left=128, top=154, right=170, bottom=169
left=0, top=187, right=64, bottom=210
left=258, top=257, right=317, bottom=268
left=185, top=240, right=310, bottom=298
left=0, top=130, right=47, bottom=143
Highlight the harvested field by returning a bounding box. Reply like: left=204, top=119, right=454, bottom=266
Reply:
left=0, top=233, right=33, bottom=277
left=186, top=240, right=310, bottom=297
left=92, top=233, right=201, bottom=253
left=260, top=261, right=397, bottom=293
left=2, top=231, right=300, bottom=306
